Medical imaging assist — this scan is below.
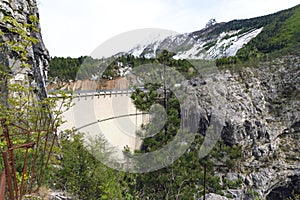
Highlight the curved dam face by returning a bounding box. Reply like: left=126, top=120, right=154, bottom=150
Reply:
left=58, top=93, right=148, bottom=152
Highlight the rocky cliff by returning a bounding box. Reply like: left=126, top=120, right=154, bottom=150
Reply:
left=190, top=55, right=300, bottom=199
left=0, top=0, right=49, bottom=98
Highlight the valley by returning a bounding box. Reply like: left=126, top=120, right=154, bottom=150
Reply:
left=0, top=1, right=299, bottom=199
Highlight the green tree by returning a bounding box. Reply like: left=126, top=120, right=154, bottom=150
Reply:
left=52, top=134, right=125, bottom=200
left=0, top=13, right=72, bottom=198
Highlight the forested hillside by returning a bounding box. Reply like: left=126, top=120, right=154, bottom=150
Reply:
left=236, top=4, right=300, bottom=59
left=48, top=53, right=196, bottom=82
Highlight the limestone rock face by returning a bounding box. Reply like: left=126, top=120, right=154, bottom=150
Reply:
left=189, top=55, right=300, bottom=199
left=199, top=193, right=229, bottom=200
left=0, top=0, right=49, bottom=98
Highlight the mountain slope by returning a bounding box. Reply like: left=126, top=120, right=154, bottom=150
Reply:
left=123, top=4, right=300, bottom=60
left=237, top=4, right=300, bottom=59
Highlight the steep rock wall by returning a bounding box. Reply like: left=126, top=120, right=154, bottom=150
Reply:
left=0, top=0, right=49, bottom=98
left=190, top=55, right=300, bottom=199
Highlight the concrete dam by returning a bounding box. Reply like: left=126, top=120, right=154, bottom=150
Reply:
left=55, top=90, right=149, bottom=152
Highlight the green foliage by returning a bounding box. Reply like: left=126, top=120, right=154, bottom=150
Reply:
left=216, top=56, right=241, bottom=67
left=223, top=178, right=243, bottom=189
left=49, top=52, right=197, bottom=81
left=208, top=5, right=297, bottom=36
left=285, top=191, right=300, bottom=200
left=237, top=4, right=300, bottom=60
left=127, top=52, right=230, bottom=199
left=125, top=135, right=228, bottom=199
left=210, top=142, right=243, bottom=172
left=213, top=4, right=300, bottom=66
left=130, top=83, right=159, bottom=112
left=0, top=12, right=72, bottom=196
left=52, top=134, right=125, bottom=200
left=247, top=188, right=260, bottom=200
left=49, top=56, right=94, bottom=81
left=155, top=50, right=196, bottom=77
left=203, top=40, right=218, bottom=51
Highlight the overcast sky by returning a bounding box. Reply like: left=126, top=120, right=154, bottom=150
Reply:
left=37, top=0, right=300, bottom=58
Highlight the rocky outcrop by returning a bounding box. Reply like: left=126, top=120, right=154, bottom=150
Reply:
left=189, top=55, right=300, bottom=199
left=0, top=0, right=49, bottom=98
left=199, top=193, right=229, bottom=200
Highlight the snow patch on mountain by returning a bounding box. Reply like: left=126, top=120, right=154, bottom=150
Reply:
left=116, top=27, right=263, bottom=60
left=125, top=27, right=263, bottom=60
left=175, top=27, right=263, bottom=60
left=223, top=28, right=263, bottom=57
left=127, top=31, right=179, bottom=58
